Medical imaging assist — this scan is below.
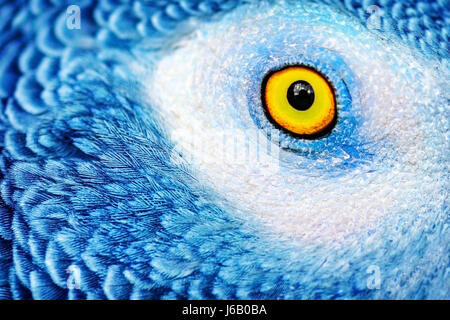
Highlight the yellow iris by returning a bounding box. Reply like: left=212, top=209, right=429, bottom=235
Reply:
left=263, top=66, right=336, bottom=136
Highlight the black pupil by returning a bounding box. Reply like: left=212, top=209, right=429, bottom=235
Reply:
left=287, top=80, right=315, bottom=111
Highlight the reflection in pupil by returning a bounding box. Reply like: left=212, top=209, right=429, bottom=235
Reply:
left=287, top=80, right=315, bottom=111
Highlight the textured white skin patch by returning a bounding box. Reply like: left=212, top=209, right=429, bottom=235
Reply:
left=144, top=2, right=448, bottom=245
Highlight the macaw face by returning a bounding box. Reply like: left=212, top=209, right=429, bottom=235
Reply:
left=0, top=0, right=448, bottom=300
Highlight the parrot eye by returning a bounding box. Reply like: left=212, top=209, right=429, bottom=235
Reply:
left=262, top=65, right=336, bottom=137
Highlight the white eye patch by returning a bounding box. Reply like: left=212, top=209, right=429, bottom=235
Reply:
left=142, top=2, right=448, bottom=246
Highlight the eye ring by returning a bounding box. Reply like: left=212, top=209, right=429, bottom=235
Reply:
left=262, top=65, right=337, bottom=137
